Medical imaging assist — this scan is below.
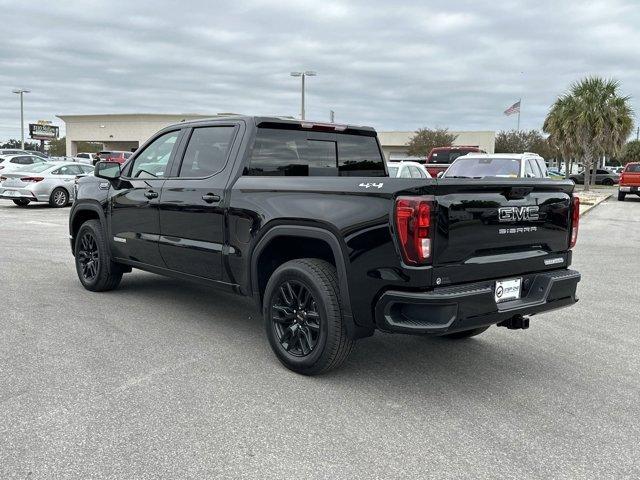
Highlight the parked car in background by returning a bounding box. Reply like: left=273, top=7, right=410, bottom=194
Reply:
left=0, top=162, right=94, bottom=207
left=443, top=153, right=549, bottom=179
left=95, top=151, right=132, bottom=165
left=0, top=149, right=47, bottom=158
left=569, top=169, right=619, bottom=186
left=425, top=146, right=485, bottom=177
left=618, top=162, right=640, bottom=201
left=547, top=168, right=565, bottom=179
left=387, top=161, right=432, bottom=179
left=75, top=153, right=97, bottom=165
left=0, top=154, right=48, bottom=173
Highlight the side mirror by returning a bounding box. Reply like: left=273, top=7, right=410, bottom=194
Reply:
left=437, top=171, right=444, bottom=178
left=94, top=161, right=121, bottom=180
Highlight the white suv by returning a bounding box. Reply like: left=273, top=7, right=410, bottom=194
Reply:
left=443, top=152, right=549, bottom=179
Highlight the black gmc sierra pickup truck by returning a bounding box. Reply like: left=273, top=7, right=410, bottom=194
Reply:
left=69, top=115, right=581, bottom=375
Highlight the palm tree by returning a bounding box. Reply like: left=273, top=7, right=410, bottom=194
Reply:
left=543, top=77, right=633, bottom=191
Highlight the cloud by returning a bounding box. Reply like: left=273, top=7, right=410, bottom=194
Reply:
left=0, top=0, right=638, bottom=142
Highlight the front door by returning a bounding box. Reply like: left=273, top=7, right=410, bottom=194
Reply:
left=158, top=124, right=240, bottom=280
left=109, top=129, right=183, bottom=266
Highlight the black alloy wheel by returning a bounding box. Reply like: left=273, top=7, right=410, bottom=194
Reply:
left=263, top=258, right=355, bottom=375
left=77, top=232, right=100, bottom=282
left=271, top=280, right=321, bottom=357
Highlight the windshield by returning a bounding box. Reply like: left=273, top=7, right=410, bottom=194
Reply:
left=444, top=157, right=520, bottom=178
left=388, top=166, right=399, bottom=177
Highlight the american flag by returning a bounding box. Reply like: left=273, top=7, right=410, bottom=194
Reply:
left=504, top=100, right=521, bottom=116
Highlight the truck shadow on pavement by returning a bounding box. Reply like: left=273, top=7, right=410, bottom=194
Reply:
left=108, top=272, right=554, bottom=398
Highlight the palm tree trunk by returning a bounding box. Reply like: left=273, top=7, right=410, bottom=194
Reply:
left=583, top=157, right=591, bottom=191
left=564, top=157, right=570, bottom=179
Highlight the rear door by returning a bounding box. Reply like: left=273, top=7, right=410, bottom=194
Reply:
left=158, top=123, right=242, bottom=280
left=431, top=179, right=574, bottom=285
left=109, top=130, right=183, bottom=266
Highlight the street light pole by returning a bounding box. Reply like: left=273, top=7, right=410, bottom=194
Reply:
left=290, top=71, right=316, bottom=120
left=12, top=89, right=30, bottom=149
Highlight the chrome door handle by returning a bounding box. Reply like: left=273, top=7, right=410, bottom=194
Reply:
left=202, top=193, right=221, bottom=203
left=144, top=190, right=159, bottom=199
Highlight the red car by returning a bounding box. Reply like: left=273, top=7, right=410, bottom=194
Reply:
left=424, top=146, right=485, bottom=177
left=618, top=162, right=640, bottom=201
left=95, top=150, right=133, bottom=165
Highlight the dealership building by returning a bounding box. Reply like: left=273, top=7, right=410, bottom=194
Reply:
left=57, top=113, right=495, bottom=159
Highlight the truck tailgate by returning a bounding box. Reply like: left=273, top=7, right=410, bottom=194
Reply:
left=431, top=179, right=574, bottom=285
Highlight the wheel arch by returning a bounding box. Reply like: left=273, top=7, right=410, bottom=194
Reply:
left=250, top=225, right=371, bottom=340
left=69, top=202, right=108, bottom=254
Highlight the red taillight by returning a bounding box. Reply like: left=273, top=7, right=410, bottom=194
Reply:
left=20, top=176, right=44, bottom=183
left=395, top=196, right=432, bottom=265
left=569, top=196, right=580, bottom=248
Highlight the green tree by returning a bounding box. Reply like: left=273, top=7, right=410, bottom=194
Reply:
left=543, top=76, right=633, bottom=190
left=48, top=137, right=66, bottom=156
left=620, top=140, right=640, bottom=165
left=0, top=139, right=40, bottom=151
left=47, top=137, right=102, bottom=157
left=495, top=130, right=555, bottom=159
left=407, top=128, right=457, bottom=157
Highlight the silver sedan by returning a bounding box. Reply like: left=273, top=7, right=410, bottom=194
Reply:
left=0, top=162, right=94, bottom=207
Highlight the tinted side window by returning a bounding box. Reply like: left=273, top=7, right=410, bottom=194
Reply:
left=128, top=131, right=180, bottom=178
left=247, top=129, right=337, bottom=176
left=246, top=128, right=384, bottom=177
left=179, top=126, right=236, bottom=178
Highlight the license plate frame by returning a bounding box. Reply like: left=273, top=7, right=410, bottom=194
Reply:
left=495, top=277, right=522, bottom=303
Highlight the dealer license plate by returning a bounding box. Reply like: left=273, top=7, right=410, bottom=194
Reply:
left=495, top=278, right=522, bottom=303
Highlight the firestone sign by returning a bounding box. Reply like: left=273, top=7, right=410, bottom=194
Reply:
left=29, top=123, right=59, bottom=140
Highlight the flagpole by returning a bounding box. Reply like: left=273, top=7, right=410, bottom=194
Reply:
left=517, top=98, right=521, bottom=131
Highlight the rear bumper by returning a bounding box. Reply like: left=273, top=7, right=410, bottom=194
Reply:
left=0, top=188, right=41, bottom=201
left=375, top=269, right=580, bottom=335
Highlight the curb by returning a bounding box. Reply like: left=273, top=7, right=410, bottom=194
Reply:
left=578, top=193, right=611, bottom=216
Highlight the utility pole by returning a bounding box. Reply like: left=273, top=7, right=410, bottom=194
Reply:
left=12, top=89, right=30, bottom=149
left=636, top=126, right=639, bottom=141
left=330, top=110, right=335, bottom=123
left=290, top=71, right=316, bottom=120
left=517, top=98, right=521, bottom=131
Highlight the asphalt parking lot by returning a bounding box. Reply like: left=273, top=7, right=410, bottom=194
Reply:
left=1, top=196, right=639, bottom=479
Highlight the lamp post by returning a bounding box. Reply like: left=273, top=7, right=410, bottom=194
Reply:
left=12, top=88, right=30, bottom=149
left=290, top=71, right=316, bottom=120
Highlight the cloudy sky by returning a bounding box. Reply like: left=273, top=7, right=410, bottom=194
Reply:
left=0, top=0, right=638, bottom=142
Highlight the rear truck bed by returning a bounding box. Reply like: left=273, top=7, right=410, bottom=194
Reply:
left=374, top=177, right=581, bottom=334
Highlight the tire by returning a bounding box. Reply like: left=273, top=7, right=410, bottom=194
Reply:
left=49, top=187, right=69, bottom=208
left=12, top=199, right=30, bottom=207
left=602, top=178, right=614, bottom=186
left=263, top=259, right=355, bottom=375
left=618, top=192, right=626, bottom=201
left=442, top=326, right=490, bottom=339
left=74, top=219, right=123, bottom=292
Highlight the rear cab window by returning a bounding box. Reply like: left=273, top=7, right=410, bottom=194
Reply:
left=625, top=164, right=640, bottom=173
left=245, top=125, right=385, bottom=177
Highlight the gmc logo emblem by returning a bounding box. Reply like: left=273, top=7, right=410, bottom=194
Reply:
left=498, top=206, right=539, bottom=222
